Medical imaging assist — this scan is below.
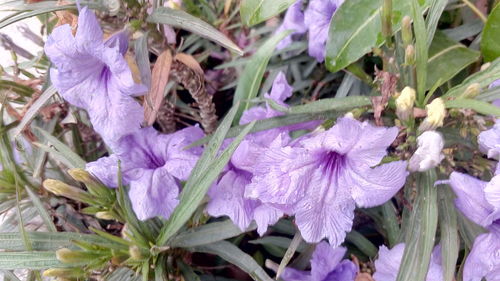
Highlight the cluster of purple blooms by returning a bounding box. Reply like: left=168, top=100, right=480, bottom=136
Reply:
left=44, top=4, right=499, bottom=281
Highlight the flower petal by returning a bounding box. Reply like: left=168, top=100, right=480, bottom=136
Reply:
left=346, top=160, right=408, bottom=208
left=295, top=170, right=355, bottom=244
left=253, top=204, right=283, bottom=236
left=324, top=260, right=358, bottom=281
left=310, top=241, right=346, bottom=280
left=281, top=268, right=312, bottom=281
left=373, top=244, right=405, bottom=281
left=478, top=120, right=500, bottom=160
left=449, top=172, right=494, bottom=227
left=245, top=146, right=316, bottom=209
left=463, top=232, right=500, bottom=281
left=304, top=0, right=341, bottom=62
left=302, top=118, right=362, bottom=154
left=347, top=122, right=399, bottom=166
left=85, top=154, right=122, bottom=187
left=276, top=0, right=307, bottom=50
left=206, top=170, right=256, bottom=231
left=128, top=168, right=179, bottom=220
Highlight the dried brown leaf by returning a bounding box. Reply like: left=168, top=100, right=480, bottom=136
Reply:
left=174, top=53, right=204, bottom=75
left=144, top=49, right=173, bottom=126
left=355, top=273, right=375, bottom=281
left=55, top=1, right=78, bottom=30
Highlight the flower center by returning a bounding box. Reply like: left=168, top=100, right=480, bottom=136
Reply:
left=321, top=151, right=346, bottom=176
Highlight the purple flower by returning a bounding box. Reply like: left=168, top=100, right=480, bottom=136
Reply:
left=275, top=0, right=307, bottom=50
left=246, top=117, right=408, bottom=244
left=479, top=120, right=500, bottom=160
left=44, top=6, right=147, bottom=143
left=304, top=0, right=343, bottom=62
left=86, top=126, right=203, bottom=220
left=373, top=243, right=443, bottom=281
left=207, top=73, right=304, bottom=235
left=281, top=241, right=357, bottom=281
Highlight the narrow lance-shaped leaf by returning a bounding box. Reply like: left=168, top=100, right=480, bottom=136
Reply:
left=240, top=0, right=295, bottom=26
left=411, top=0, right=428, bottom=105
left=396, top=169, right=438, bottom=281
left=169, top=220, right=256, bottom=248
left=445, top=98, right=500, bottom=117
left=480, top=3, right=500, bottom=62
left=147, top=7, right=243, bottom=56
left=193, top=241, right=273, bottom=281
left=425, top=0, right=447, bottom=48
left=12, top=86, right=57, bottom=137
left=144, top=50, right=172, bottom=126
left=437, top=187, right=459, bottom=281
left=232, top=30, right=291, bottom=124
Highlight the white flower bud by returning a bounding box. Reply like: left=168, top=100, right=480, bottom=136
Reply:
left=409, top=131, right=445, bottom=172
left=419, top=98, right=446, bottom=131
left=396, top=86, right=416, bottom=121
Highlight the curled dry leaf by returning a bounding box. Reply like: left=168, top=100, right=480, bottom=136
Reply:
left=55, top=0, right=78, bottom=31
left=144, top=49, right=173, bottom=126
left=373, top=69, right=399, bottom=126
left=170, top=53, right=217, bottom=133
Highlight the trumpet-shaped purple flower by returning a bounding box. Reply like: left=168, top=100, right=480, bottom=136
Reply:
left=281, top=241, right=357, bottom=281
left=86, top=126, right=203, bottom=220
left=207, top=73, right=305, bottom=235
left=246, top=117, right=408, bottom=245
left=373, top=243, right=443, bottom=281
left=276, top=0, right=307, bottom=50
left=304, top=0, right=343, bottom=62
left=479, top=120, right=500, bottom=160
left=45, top=6, right=147, bottom=142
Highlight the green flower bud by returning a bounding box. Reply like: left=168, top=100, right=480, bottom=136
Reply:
left=43, top=179, right=94, bottom=203
left=402, top=16, right=413, bottom=46
left=459, top=83, right=481, bottom=99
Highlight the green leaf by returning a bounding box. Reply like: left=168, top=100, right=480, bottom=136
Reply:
left=325, top=0, right=430, bottom=73
left=443, top=58, right=500, bottom=97
left=425, top=0, right=447, bottom=48
left=481, top=3, right=500, bottom=62
left=0, top=4, right=75, bottom=29
left=192, top=241, right=273, bottom=281
left=288, top=96, right=371, bottom=114
left=445, top=98, right=500, bottom=116
left=232, top=30, right=291, bottom=124
left=249, top=237, right=306, bottom=253
left=33, top=127, right=86, bottom=169
left=0, top=232, right=117, bottom=251
left=380, top=201, right=400, bottom=247
left=396, top=169, right=438, bottom=281
left=12, top=86, right=57, bottom=138
left=345, top=230, right=378, bottom=258
left=147, top=7, right=243, bottom=56
left=426, top=32, right=479, bottom=90
left=134, top=33, right=151, bottom=89
left=156, top=105, right=255, bottom=245
left=0, top=251, right=63, bottom=270
left=437, top=187, right=459, bottom=281
left=240, top=0, right=295, bottom=26
left=276, top=232, right=302, bottom=279
left=411, top=0, right=428, bottom=104
left=169, top=220, right=255, bottom=248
